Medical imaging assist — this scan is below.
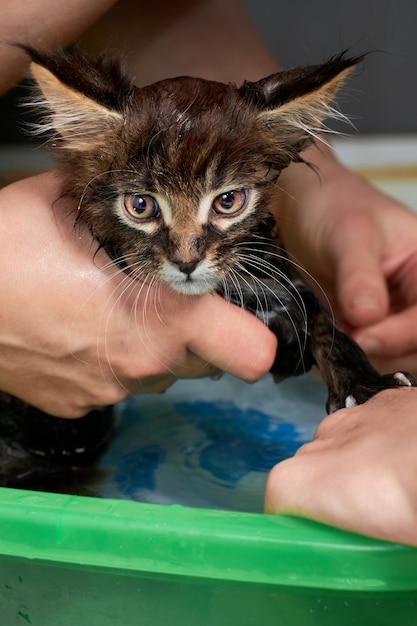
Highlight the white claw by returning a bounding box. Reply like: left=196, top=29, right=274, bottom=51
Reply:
left=393, top=372, right=413, bottom=387
left=345, top=394, right=357, bottom=408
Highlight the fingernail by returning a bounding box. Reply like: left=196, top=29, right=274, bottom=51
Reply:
left=350, top=294, right=381, bottom=312
left=210, top=369, right=224, bottom=381
left=348, top=294, right=386, bottom=326
left=355, top=334, right=381, bottom=354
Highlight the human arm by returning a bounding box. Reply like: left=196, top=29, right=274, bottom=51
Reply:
left=265, top=141, right=417, bottom=544
left=277, top=142, right=417, bottom=376
left=0, top=172, right=276, bottom=417
left=0, top=0, right=121, bottom=94
left=116, top=0, right=417, bottom=376
left=265, top=387, right=417, bottom=546
left=0, top=0, right=281, bottom=417
left=4, top=0, right=415, bottom=418
left=266, top=141, right=417, bottom=544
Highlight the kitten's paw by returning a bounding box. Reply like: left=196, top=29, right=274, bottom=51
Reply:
left=344, top=394, right=357, bottom=408
left=328, top=370, right=416, bottom=414
left=392, top=371, right=415, bottom=387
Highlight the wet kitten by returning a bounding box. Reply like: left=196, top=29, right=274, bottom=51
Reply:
left=0, top=46, right=413, bottom=492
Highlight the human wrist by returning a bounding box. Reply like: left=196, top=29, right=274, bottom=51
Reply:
left=275, top=139, right=353, bottom=235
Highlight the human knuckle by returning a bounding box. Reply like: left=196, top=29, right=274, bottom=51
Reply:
left=244, top=348, right=277, bottom=383
left=53, top=403, right=90, bottom=420
left=314, top=418, right=333, bottom=439
left=314, top=407, right=351, bottom=438
left=265, top=458, right=296, bottom=496
left=78, top=381, right=127, bottom=409
left=100, top=385, right=129, bottom=406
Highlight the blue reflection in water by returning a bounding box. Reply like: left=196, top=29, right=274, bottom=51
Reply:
left=176, top=400, right=301, bottom=483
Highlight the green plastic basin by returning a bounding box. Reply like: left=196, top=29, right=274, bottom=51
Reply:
left=0, top=487, right=416, bottom=625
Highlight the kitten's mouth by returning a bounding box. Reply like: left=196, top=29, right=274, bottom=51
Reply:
left=161, top=260, right=219, bottom=296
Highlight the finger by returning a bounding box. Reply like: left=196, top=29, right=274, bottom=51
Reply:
left=312, top=406, right=355, bottom=440
left=264, top=425, right=417, bottom=545
left=368, top=353, right=417, bottom=378
left=264, top=455, right=319, bottom=515
left=352, top=304, right=417, bottom=359
left=264, top=454, right=381, bottom=541
left=188, top=294, right=277, bottom=382
left=329, top=214, right=389, bottom=327
left=130, top=374, right=177, bottom=395
left=384, top=253, right=417, bottom=316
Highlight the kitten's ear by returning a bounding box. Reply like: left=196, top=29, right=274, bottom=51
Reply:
left=21, top=46, right=132, bottom=151
left=239, top=54, right=362, bottom=158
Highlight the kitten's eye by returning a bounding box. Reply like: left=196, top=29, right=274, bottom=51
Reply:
left=212, top=189, right=248, bottom=216
left=123, top=194, right=160, bottom=221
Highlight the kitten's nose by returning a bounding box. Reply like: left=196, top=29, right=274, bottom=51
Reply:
left=177, top=261, right=198, bottom=277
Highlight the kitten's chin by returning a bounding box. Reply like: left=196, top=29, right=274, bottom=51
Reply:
left=169, top=282, right=215, bottom=296
left=161, top=261, right=219, bottom=296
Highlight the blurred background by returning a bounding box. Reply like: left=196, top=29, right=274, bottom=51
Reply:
left=0, top=0, right=416, bottom=507
left=0, top=0, right=416, bottom=139
left=244, top=0, right=417, bottom=134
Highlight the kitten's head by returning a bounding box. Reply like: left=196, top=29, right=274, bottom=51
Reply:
left=23, top=46, right=359, bottom=295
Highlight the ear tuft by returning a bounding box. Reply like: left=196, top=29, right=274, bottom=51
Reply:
left=239, top=53, right=362, bottom=159
left=239, top=53, right=362, bottom=109
left=19, top=45, right=132, bottom=151
left=28, top=62, right=125, bottom=151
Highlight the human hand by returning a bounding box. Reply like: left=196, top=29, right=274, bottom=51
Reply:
left=0, top=172, right=276, bottom=418
left=278, top=144, right=417, bottom=375
left=265, top=387, right=417, bottom=546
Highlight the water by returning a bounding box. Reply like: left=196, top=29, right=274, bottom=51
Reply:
left=97, top=373, right=328, bottom=512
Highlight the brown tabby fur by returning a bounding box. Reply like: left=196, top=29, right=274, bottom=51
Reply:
left=0, top=46, right=413, bottom=492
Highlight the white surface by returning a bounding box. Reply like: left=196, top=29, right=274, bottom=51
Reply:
left=333, top=134, right=417, bottom=169
left=333, top=134, right=417, bottom=212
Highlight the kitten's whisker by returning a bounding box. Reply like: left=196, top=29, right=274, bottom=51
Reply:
left=75, top=168, right=133, bottom=219
left=99, top=251, right=141, bottom=273
left=240, top=254, right=306, bottom=312
left=126, top=264, right=156, bottom=336
left=233, top=260, right=309, bottom=373
left=232, top=262, right=272, bottom=327
left=240, top=263, right=309, bottom=350
left=68, top=255, right=140, bottom=365
left=68, top=251, right=151, bottom=390
left=225, top=268, right=246, bottom=312
left=236, top=242, right=335, bottom=329
left=101, top=260, right=151, bottom=391
left=138, top=278, right=200, bottom=382
left=238, top=253, right=308, bottom=327
left=95, top=259, right=186, bottom=392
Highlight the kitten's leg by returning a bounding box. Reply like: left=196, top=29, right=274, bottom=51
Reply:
left=223, top=258, right=415, bottom=412
left=254, top=249, right=417, bottom=412
left=0, top=393, right=114, bottom=493
left=307, top=305, right=416, bottom=413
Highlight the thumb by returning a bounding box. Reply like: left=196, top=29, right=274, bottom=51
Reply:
left=330, top=214, right=389, bottom=327
left=187, top=294, right=278, bottom=382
